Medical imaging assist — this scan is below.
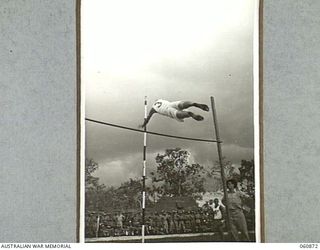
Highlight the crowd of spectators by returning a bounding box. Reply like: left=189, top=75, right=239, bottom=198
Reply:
left=85, top=199, right=254, bottom=238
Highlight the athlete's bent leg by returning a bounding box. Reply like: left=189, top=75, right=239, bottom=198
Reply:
left=178, top=101, right=209, bottom=111
left=176, top=111, right=204, bottom=121
left=176, top=111, right=191, bottom=119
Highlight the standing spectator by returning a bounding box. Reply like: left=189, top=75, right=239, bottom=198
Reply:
left=223, top=179, right=250, bottom=241
left=173, top=210, right=180, bottom=233
left=86, top=213, right=97, bottom=238
left=194, top=209, right=202, bottom=232
left=160, top=211, right=169, bottom=234
left=202, top=211, right=211, bottom=232
left=185, top=211, right=192, bottom=232
left=113, top=212, right=123, bottom=236
left=145, top=214, right=153, bottom=235
left=202, top=201, right=211, bottom=213
left=177, top=210, right=186, bottom=233
left=99, top=214, right=108, bottom=237
left=189, top=210, right=196, bottom=232
left=133, top=213, right=142, bottom=235
left=211, top=198, right=225, bottom=240
left=126, top=212, right=134, bottom=235
left=153, top=212, right=161, bottom=234
left=108, top=217, right=116, bottom=236
left=123, top=213, right=131, bottom=236
left=116, top=212, right=125, bottom=230
left=168, top=211, right=176, bottom=234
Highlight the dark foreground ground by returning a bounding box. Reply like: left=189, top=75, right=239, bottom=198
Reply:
left=86, top=231, right=256, bottom=243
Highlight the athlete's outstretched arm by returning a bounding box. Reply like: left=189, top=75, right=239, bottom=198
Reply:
left=139, top=108, right=157, bottom=128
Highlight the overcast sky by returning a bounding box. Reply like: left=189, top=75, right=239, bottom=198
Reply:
left=82, top=0, right=257, bottom=187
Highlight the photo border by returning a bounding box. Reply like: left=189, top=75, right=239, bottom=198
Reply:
left=77, top=0, right=265, bottom=243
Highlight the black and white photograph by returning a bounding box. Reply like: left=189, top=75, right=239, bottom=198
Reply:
left=82, top=0, right=260, bottom=243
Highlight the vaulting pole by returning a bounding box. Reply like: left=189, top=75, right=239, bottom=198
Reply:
left=141, top=96, right=147, bottom=243
left=210, top=96, right=231, bottom=233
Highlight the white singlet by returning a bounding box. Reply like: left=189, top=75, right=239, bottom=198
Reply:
left=152, top=99, right=184, bottom=122
left=212, top=205, right=223, bottom=220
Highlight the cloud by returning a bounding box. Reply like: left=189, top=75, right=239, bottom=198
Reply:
left=93, top=152, right=159, bottom=188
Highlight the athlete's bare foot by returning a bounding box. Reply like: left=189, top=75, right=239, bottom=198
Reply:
left=195, top=103, right=209, bottom=111
left=192, top=114, right=204, bottom=121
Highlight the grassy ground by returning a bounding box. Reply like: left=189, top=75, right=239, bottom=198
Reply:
left=86, top=231, right=256, bottom=243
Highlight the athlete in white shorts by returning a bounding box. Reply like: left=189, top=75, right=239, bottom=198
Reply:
left=139, top=99, right=209, bottom=128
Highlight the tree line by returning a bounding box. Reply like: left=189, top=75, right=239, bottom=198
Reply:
left=85, top=148, right=254, bottom=212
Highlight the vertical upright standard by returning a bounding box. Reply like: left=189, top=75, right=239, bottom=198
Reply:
left=141, top=96, right=147, bottom=243
left=210, top=96, right=231, bottom=232
left=95, top=215, right=100, bottom=238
